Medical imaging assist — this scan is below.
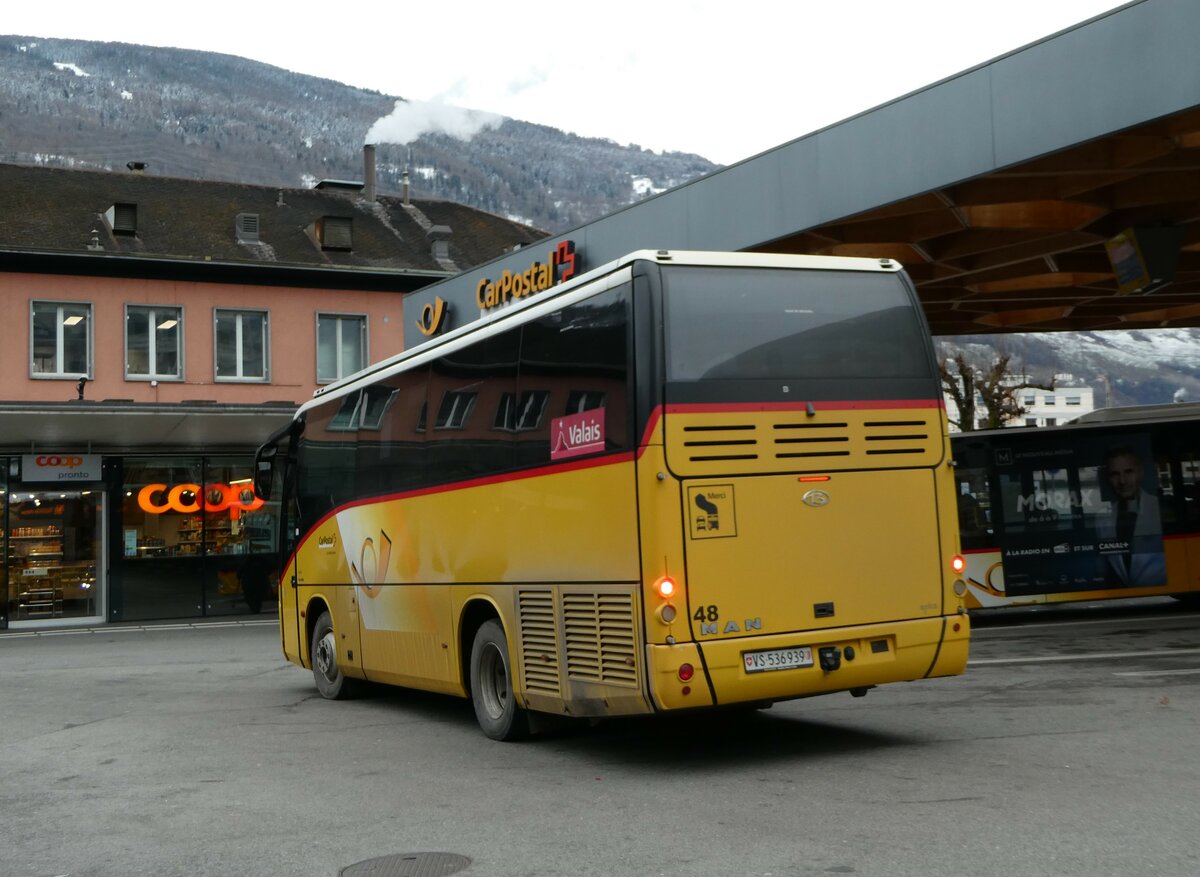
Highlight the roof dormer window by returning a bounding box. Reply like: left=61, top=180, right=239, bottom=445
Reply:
left=318, top=216, right=352, bottom=251
left=236, top=213, right=260, bottom=243
left=106, top=202, right=137, bottom=236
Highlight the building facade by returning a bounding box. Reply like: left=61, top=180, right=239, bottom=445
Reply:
left=0, top=158, right=542, bottom=628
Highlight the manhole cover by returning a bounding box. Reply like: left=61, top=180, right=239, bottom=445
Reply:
left=340, top=852, right=471, bottom=877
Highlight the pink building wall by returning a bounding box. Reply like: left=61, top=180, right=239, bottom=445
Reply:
left=0, top=272, right=411, bottom=405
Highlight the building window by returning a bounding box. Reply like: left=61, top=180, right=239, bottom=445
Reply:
left=316, top=313, right=366, bottom=383
left=494, top=391, right=549, bottom=431
left=565, top=390, right=607, bottom=414
left=1066, top=396, right=1082, bottom=406
left=1044, top=395, right=1056, bottom=406
left=434, top=391, right=477, bottom=429
left=1023, top=395, right=1036, bottom=405
left=126, top=305, right=182, bottom=380
left=1046, top=417, right=1057, bottom=426
left=1025, top=418, right=1037, bottom=426
left=31, top=300, right=92, bottom=378
left=214, top=309, right=268, bottom=382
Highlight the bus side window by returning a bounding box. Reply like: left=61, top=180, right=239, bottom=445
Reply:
left=1178, top=452, right=1200, bottom=528
left=426, top=329, right=521, bottom=485
left=515, top=284, right=631, bottom=466
left=955, top=467, right=992, bottom=549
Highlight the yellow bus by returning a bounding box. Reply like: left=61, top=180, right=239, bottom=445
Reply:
left=255, top=250, right=970, bottom=739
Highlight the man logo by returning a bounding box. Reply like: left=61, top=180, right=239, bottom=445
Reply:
left=802, top=489, right=831, bottom=508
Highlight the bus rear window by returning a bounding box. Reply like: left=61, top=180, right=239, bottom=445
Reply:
left=662, top=266, right=932, bottom=382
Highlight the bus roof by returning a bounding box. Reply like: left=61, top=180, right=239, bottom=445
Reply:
left=1074, top=401, right=1200, bottom=425
left=303, top=248, right=905, bottom=414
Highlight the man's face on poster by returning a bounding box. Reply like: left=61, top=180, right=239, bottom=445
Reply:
left=1105, top=452, right=1143, bottom=502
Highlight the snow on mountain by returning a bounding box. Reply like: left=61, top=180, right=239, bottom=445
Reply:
left=938, top=328, right=1200, bottom=408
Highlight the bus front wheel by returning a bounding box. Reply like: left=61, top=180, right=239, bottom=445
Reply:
left=311, top=610, right=354, bottom=700
left=470, top=619, right=529, bottom=741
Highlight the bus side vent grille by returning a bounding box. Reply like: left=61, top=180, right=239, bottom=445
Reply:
left=563, top=592, right=638, bottom=687
left=517, top=589, right=560, bottom=695
left=683, top=424, right=760, bottom=462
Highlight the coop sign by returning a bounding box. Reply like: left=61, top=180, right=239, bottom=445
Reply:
left=476, top=240, right=578, bottom=311
left=22, top=454, right=102, bottom=482
left=138, top=482, right=265, bottom=521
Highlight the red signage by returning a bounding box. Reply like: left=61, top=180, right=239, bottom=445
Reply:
left=550, top=409, right=606, bottom=461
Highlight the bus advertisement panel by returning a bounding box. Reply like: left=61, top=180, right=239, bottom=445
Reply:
left=987, top=431, right=1165, bottom=596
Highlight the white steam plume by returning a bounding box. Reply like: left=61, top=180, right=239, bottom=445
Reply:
left=365, top=99, right=502, bottom=146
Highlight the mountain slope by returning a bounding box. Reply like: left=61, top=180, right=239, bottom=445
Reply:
left=0, top=36, right=717, bottom=232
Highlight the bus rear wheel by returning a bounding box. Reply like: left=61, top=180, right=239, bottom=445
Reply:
left=311, top=610, right=354, bottom=700
left=470, top=619, right=529, bottom=741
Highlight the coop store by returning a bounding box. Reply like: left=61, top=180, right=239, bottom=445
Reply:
left=0, top=402, right=295, bottom=629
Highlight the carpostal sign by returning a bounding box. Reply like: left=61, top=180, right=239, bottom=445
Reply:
left=475, top=240, right=578, bottom=312
left=22, top=454, right=102, bottom=482
left=408, top=240, right=580, bottom=345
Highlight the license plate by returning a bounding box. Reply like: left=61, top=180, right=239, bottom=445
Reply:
left=743, top=645, right=814, bottom=673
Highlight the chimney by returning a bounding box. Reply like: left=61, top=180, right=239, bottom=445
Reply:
left=402, top=145, right=412, bottom=206
left=363, top=144, right=376, bottom=202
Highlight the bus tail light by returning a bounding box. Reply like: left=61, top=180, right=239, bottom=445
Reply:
left=656, top=577, right=676, bottom=599
left=656, top=603, right=678, bottom=624
left=678, top=663, right=695, bottom=682
left=950, top=555, right=966, bottom=575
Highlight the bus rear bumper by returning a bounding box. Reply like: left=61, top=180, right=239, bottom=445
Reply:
left=653, top=615, right=970, bottom=709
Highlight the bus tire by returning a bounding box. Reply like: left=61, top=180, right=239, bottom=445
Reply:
left=311, top=610, right=354, bottom=700
left=470, top=619, right=529, bottom=741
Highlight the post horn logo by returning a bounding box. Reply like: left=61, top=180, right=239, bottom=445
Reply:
left=415, top=297, right=448, bottom=337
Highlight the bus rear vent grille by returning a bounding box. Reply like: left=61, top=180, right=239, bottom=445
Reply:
left=563, top=592, right=638, bottom=687
left=517, top=589, right=560, bottom=695
left=861, top=419, right=931, bottom=457
left=678, top=417, right=936, bottom=466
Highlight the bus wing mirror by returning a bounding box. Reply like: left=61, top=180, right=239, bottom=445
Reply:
left=253, top=445, right=277, bottom=500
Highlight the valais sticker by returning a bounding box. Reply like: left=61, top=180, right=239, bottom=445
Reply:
left=551, top=409, right=606, bottom=461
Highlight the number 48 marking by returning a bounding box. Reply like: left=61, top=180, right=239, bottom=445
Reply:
left=693, top=605, right=719, bottom=622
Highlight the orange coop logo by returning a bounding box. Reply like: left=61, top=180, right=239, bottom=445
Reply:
left=137, top=483, right=265, bottom=520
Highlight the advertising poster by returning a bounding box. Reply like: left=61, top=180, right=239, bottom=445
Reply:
left=993, top=431, right=1166, bottom=596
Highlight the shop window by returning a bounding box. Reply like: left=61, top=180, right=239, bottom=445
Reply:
left=117, top=457, right=280, bottom=620
left=214, top=308, right=268, bottom=381
left=316, top=313, right=366, bottom=383
left=31, top=300, right=92, bottom=378
left=126, top=305, right=182, bottom=380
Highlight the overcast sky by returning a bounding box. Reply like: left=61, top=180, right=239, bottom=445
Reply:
left=6, top=0, right=1130, bottom=165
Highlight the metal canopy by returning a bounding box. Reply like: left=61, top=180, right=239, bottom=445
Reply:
left=762, top=107, right=1200, bottom=335
left=0, top=402, right=297, bottom=454
left=402, top=0, right=1200, bottom=345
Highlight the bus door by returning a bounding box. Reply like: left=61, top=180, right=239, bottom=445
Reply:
left=1169, top=438, right=1200, bottom=595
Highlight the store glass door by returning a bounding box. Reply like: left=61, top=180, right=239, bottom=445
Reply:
left=7, top=489, right=103, bottom=625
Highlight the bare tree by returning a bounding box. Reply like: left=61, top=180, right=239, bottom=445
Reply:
left=939, top=350, right=1054, bottom=431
